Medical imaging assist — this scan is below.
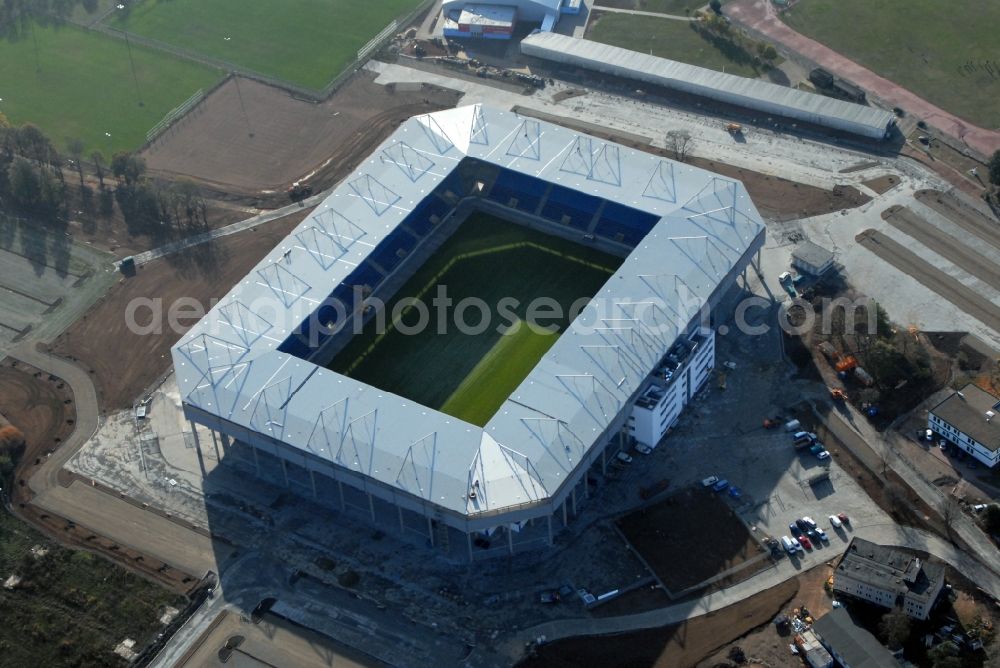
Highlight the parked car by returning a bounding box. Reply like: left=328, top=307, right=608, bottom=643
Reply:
left=712, top=479, right=730, bottom=492
left=796, top=519, right=811, bottom=532
left=616, top=451, right=633, bottom=464
left=837, top=512, right=850, bottom=525
left=809, top=443, right=825, bottom=455
left=828, top=515, right=843, bottom=529
left=634, top=443, right=652, bottom=455
left=781, top=535, right=802, bottom=554
left=806, top=529, right=819, bottom=541
left=789, top=523, right=802, bottom=538
left=728, top=486, right=742, bottom=499
left=925, top=428, right=934, bottom=441
left=815, top=450, right=830, bottom=460
left=815, top=528, right=829, bottom=543
left=723, top=361, right=737, bottom=370
left=801, top=517, right=818, bottom=529
left=798, top=535, right=813, bottom=550
left=701, top=476, right=719, bottom=488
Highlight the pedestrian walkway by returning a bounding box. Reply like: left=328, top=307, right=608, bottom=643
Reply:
left=592, top=5, right=693, bottom=20
left=726, top=0, right=1000, bottom=157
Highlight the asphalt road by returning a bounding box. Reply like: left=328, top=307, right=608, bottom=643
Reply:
left=881, top=205, right=1000, bottom=292
left=856, top=229, right=1000, bottom=333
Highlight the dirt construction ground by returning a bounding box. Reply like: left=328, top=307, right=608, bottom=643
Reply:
left=617, top=488, right=769, bottom=594
left=142, top=73, right=461, bottom=196
left=47, top=210, right=310, bottom=412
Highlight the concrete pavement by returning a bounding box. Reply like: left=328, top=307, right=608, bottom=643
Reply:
left=592, top=6, right=694, bottom=20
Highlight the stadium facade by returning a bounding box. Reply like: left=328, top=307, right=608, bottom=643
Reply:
left=172, top=105, right=766, bottom=559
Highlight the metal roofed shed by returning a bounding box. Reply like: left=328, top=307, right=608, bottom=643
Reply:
left=791, top=240, right=835, bottom=276
left=813, top=608, right=898, bottom=668
left=520, top=32, right=896, bottom=140
left=443, top=4, right=517, bottom=38
left=172, top=105, right=766, bottom=558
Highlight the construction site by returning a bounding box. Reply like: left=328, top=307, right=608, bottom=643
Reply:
left=1, top=2, right=1000, bottom=667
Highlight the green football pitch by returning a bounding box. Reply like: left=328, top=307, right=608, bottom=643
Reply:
left=112, top=0, right=424, bottom=91
left=0, top=23, right=221, bottom=155
left=328, top=213, right=624, bottom=427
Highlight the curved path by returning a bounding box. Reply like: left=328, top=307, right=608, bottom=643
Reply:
left=726, top=0, right=1000, bottom=157
left=9, top=341, right=101, bottom=496
left=493, top=523, right=1000, bottom=661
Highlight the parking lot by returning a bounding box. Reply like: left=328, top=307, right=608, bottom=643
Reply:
left=0, top=219, right=114, bottom=355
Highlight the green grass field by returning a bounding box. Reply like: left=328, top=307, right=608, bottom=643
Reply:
left=329, top=213, right=623, bottom=426
left=782, top=0, right=1000, bottom=128
left=113, top=0, right=423, bottom=91
left=0, top=23, right=221, bottom=155
left=587, top=13, right=766, bottom=78
left=0, top=508, right=185, bottom=666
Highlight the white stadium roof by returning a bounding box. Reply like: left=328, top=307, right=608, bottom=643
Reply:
left=173, top=105, right=765, bottom=519
left=521, top=32, right=895, bottom=139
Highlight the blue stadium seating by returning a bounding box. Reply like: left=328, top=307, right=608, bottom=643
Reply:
left=367, top=228, right=412, bottom=274
left=487, top=169, right=548, bottom=213
left=595, top=201, right=659, bottom=247
left=541, top=184, right=602, bottom=230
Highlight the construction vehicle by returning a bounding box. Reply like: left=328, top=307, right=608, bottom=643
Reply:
left=829, top=388, right=847, bottom=401
left=726, top=122, right=743, bottom=135
left=287, top=182, right=313, bottom=201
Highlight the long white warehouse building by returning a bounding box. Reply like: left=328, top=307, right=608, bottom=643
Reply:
left=521, top=32, right=896, bottom=140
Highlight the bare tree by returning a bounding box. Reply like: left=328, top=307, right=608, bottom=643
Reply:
left=940, top=496, right=962, bottom=543
left=90, top=150, right=105, bottom=189
left=67, top=138, right=85, bottom=187
left=665, top=130, right=694, bottom=162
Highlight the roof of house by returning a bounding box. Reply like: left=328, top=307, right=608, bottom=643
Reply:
left=813, top=608, right=898, bottom=668
left=930, top=383, right=1000, bottom=452
left=836, top=538, right=945, bottom=604
left=171, top=105, right=765, bottom=520
left=791, top=240, right=834, bottom=269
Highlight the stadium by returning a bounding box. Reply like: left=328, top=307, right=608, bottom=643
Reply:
left=171, top=105, right=766, bottom=559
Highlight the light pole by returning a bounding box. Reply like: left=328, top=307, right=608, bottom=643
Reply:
left=117, top=4, right=144, bottom=107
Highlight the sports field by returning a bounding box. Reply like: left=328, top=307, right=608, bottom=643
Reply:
left=329, top=213, right=623, bottom=426
left=113, top=0, right=423, bottom=91
left=587, top=13, right=766, bottom=78
left=0, top=23, right=221, bottom=155
left=782, top=0, right=1000, bottom=128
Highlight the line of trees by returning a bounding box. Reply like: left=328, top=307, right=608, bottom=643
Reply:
left=1, top=113, right=210, bottom=241
left=0, top=0, right=99, bottom=40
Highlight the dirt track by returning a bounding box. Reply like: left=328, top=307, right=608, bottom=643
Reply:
left=0, top=359, right=74, bottom=483
left=915, top=190, right=1000, bottom=254
left=47, top=210, right=310, bottom=412
left=856, top=228, right=1000, bottom=333
left=881, top=206, right=1000, bottom=293
left=142, top=72, right=461, bottom=196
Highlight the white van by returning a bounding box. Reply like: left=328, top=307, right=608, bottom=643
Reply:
left=784, top=419, right=801, bottom=432
left=781, top=536, right=800, bottom=554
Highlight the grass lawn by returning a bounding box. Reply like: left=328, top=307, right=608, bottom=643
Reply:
left=329, top=213, right=622, bottom=426
left=0, top=23, right=221, bottom=155
left=0, top=508, right=185, bottom=666
left=113, top=0, right=423, bottom=91
left=439, top=320, right=558, bottom=426
left=587, top=12, right=766, bottom=78
left=781, top=0, right=1000, bottom=128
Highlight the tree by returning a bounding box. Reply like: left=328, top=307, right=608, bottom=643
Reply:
left=665, top=130, right=693, bottom=162
left=110, top=151, right=145, bottom=187
left=90, top=150, right=105, bottom=189
left=67, top=138, right=85, bottom=187
left=878, top=609, right=911, bottom=650
left=760, top=44, right=778, bottom=61
left=940, top=496, right=962, bottom=542
left=8, top=156, right=41, bottom=206
left=928, top=641, right=961, bottom=668
left=0, top=423, right=24, bottom=483
left=709, top=0, right=722, bottom=13
left=982, top=503, right=1000, bottom=535
left=989, top=150, right=1000, bottom=186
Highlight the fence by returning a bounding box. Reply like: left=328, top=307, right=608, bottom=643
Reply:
left=145, top=88, right=205, bottom=143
